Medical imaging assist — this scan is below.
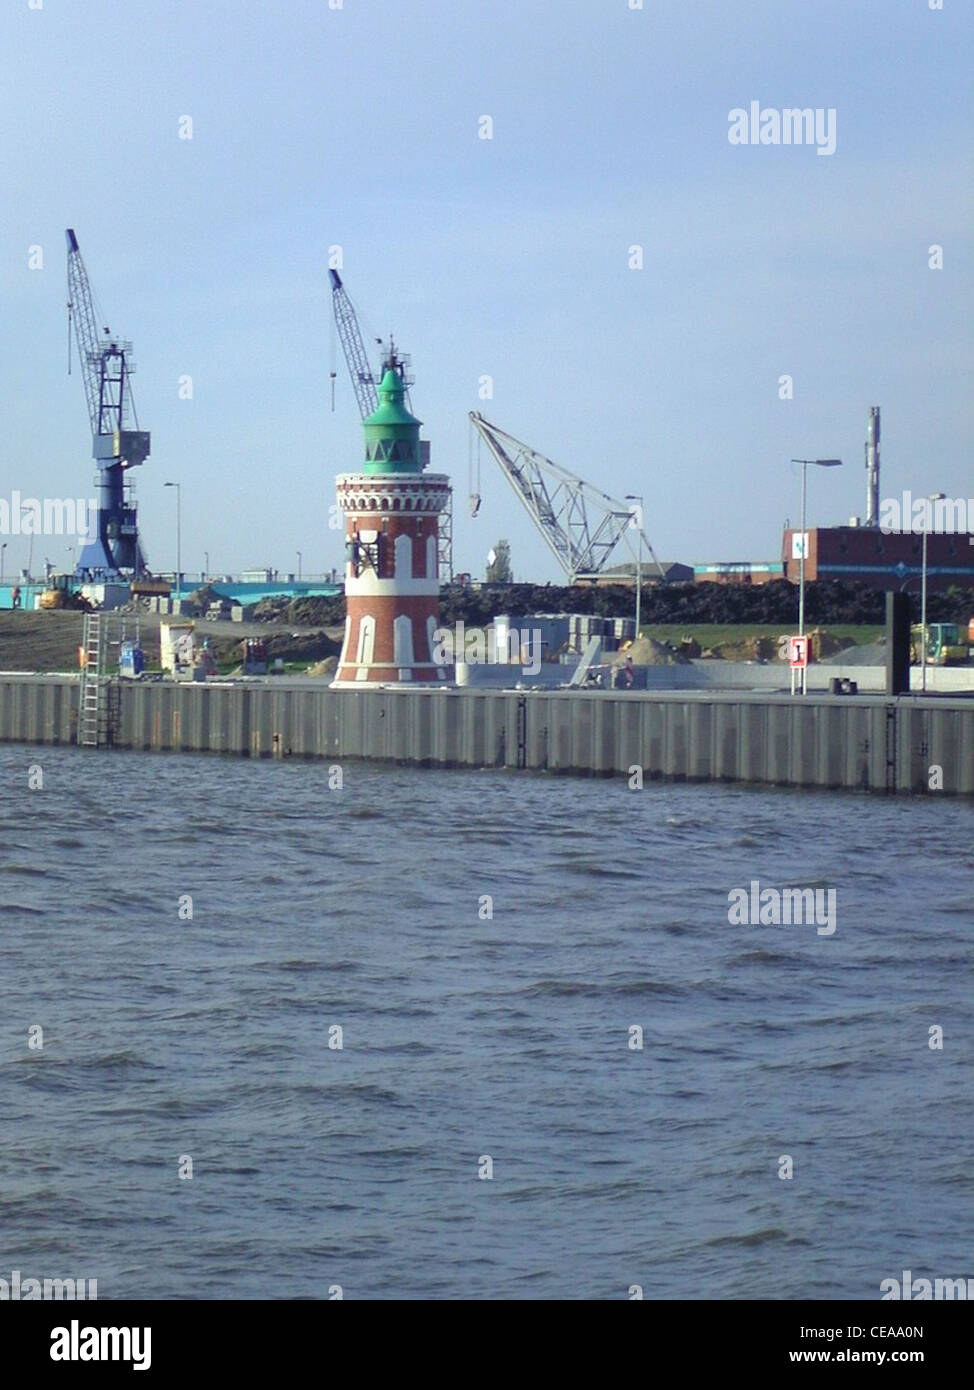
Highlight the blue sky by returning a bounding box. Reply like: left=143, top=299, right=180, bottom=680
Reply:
left=2, top=0, right=971, bottom=581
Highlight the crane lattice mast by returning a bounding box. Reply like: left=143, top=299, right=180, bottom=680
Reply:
left=468, top=412, right=664, bottom=584
left=329, top=269, right=379, bottom=420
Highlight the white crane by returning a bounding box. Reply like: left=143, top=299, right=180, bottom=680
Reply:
left=468, top=413, right=664, bottom=584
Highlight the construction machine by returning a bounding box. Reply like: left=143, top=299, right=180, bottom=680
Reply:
left=38, top=574, right=91, bottom=611
left=910, top=622, right=970, bottom=666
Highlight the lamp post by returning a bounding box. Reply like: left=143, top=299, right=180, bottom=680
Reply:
left=1, top=542, right=6, bottom=586
left=921, top=492, right=946, bottom=693
left=204, top=550, right=209, bottom=581
left=297, top=550, right=302, bottom=582
left=789, top=458, right=842, bottom=693
left=625, top=494, right=643, bottom=643
left=164, top=482, right=181, bottom=599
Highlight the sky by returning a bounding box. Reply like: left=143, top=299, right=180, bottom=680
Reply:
left=1, top=0, right=971, bottom=583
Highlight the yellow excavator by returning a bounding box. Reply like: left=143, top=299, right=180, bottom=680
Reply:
left=910, top=623, right=970, bottom=666
left=38, top=574, right=91, bottom=611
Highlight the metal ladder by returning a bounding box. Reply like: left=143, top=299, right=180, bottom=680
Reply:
left=78, top=613, right=105, bottom=747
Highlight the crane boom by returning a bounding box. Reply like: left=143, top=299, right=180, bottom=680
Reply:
left=66, top=228, right=142, bottom=440
left=66, top=228, right=103, bottom=436
left=329, top=269, right=378, bottom=420
left=468, top=413, right=664, bottom=583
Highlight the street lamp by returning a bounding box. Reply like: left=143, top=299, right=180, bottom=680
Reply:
left=296, top=550, right=302, bottom=582
left=204, top=550, right=209, bottom=580
left=788, top=458, right=843, bottom=694
left=1, top=542, right=6, bottom=586
left=164, top=482, right=182, bottom=600
left=921, top=492, right=946, bottom=693
left=625, top=494, right=643, bottom=643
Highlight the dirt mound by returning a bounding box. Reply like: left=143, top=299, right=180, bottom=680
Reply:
left=251, top=596, right=289, bottom=623
left=251, top=595, right=346, bottom=627
left=305, top=656, right=339, bottom=678
left=809, top=628, right=845, bottom=659
left=615, top=635, right=691, bottom=666
left=0, top=610, right=163, bottom=672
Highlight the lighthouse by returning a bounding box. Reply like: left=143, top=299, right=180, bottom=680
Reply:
left=332, top=353, right=451, bottom=686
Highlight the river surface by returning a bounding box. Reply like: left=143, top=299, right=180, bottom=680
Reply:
left=1, top=744, right=971, bottom=1299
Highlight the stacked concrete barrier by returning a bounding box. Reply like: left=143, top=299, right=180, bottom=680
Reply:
left=0, top=676, right=972, bottom=796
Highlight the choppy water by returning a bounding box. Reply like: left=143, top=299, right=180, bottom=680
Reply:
left=1, top=744, right=972, bottom=1300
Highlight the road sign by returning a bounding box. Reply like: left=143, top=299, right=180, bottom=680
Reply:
left=788, top=635, right=809, bottom=669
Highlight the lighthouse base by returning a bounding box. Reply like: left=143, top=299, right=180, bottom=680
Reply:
left=330, top=662, right=451, bottom=688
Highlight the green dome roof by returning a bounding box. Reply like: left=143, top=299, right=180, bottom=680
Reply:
left=361, top=365, right=425, bottom=474
left=363, top=368, right=422, bottom=428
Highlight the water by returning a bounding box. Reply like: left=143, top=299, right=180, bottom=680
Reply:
left=1, top=744, right=972, bottom=1300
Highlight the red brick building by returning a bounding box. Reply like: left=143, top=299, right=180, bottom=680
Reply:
left=782, top=526, right=974, bottom=593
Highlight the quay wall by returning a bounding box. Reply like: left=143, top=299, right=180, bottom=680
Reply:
left=0, top=676, right=971, bottom=796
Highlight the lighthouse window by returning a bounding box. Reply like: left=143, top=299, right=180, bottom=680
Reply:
left=394, top=614, right=415, bottom=666
left=356, top=616, right=375, bottom=665
left=395, top=533, right=413, bottom=578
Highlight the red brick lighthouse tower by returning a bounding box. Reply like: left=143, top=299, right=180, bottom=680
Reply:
left=332, top=353, right=451, bottom=686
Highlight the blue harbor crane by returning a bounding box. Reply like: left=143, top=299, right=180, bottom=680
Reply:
left=66, top=228, right=150, bottom=579
left=328, top=268, right=415, bottom=416
left=328, top=268, right=380, bottom=420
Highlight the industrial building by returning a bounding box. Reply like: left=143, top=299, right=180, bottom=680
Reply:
left=694, top=562, right=785, bottom=586
left=779, top=406, right=974, bottom=592
left=781, top=526, right=974, bottom=593
left=595, top=561, right=694, bottom=586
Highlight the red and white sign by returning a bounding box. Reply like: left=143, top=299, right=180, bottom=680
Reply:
left=788, top=635, right=809, bottom=669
